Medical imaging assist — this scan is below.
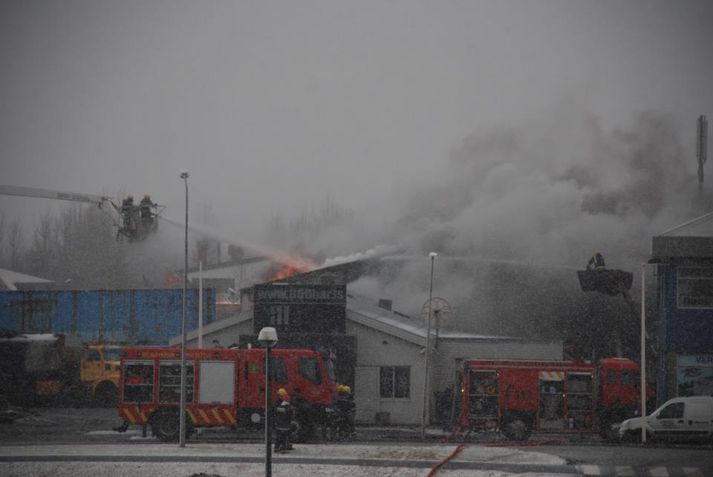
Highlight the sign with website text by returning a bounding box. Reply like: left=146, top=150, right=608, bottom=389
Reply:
left=253, top=284, right=346, bottom=334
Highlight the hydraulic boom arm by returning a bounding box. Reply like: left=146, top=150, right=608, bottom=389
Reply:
left=0, top=184, right=111, bottom=207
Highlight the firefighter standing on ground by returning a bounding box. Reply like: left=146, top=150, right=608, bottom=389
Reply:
left=335, top=384, right=356, bottom=439
left=273, top=388, right=294, bottom=453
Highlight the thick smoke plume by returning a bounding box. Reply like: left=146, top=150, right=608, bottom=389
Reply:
left=348, top=106, right=702, bottom=354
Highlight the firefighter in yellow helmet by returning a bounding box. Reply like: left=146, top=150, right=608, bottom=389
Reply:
left=335, top=384, right=355, bottom=439
left=273, top=388, right=293, bottom=452
left=139, top=193, right=154, bottom=226
left=587, top=252, right=606, bottom=271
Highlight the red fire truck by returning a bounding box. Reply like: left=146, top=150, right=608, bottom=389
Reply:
left=459, top=357, right=651, bottom=440
left=118, top=346, right=336, bottom=442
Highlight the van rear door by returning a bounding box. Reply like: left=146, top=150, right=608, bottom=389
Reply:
left=684, top=400, right=712, bottom=439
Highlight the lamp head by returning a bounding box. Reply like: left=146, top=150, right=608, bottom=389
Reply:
left=179, top=169, right=189, bottom=179
left=429, top=252, right=438, bottom=258
left=257, top=326, right=278, bottom=348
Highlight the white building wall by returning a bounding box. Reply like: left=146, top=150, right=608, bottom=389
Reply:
left=346, top=320, right=425, bottom=425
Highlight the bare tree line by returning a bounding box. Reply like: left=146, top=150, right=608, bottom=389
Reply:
left=0, top=206, right=142, bottom=288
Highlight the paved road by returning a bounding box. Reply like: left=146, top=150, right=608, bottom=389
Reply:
left=2, top=407, right=712, bottom=476
left=532, top=444, right=713, bottom=476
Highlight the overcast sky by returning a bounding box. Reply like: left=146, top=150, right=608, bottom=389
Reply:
left=1, top=0, right=713, bottom=252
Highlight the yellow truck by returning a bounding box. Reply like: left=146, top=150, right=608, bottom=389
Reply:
left=80, top=343, right=122, bottom=406
left=0, top=333, right=121, bottom=407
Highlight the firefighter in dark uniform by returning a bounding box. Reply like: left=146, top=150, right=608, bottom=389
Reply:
left=121, top=195, right=134, bottom=219
left=120, top=194, right=136, bottom=237
left=273, top=388, right=294, bottom=453
left=587, top=252, right=606, bottom=270
left=335, top=384, right=356, bottom=439
left=139, top=194, right=154, bottom=227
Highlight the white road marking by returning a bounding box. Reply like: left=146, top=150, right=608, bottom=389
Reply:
left=648, top=467, right=669, bottom=477
left=682, top=468, right=704, bottom=477
left=614, top=465, right=635, bottom=476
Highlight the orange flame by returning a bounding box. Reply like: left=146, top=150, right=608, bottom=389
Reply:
left=267, top=255, right=318, bottom=281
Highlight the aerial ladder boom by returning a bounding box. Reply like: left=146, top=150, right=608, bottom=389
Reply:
left=0, top=184, right=111, bottom=207
left=0, top=184, right=163, bottom=242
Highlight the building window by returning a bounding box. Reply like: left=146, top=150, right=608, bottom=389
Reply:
left=678, top=267, right=713, bottom=308
left=380, top=366, right=410, bottom=399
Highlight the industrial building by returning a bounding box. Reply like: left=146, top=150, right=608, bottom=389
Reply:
left=651, top=227, right=713, bottom=406
left=170, top=261, right=563, bottom=426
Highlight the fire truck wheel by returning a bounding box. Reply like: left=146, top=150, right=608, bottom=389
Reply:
left=93, top=382, right=117, bottom=408
left=502, top=419, right=531, bottom=441
left=151, top=410, right=181, bottom=442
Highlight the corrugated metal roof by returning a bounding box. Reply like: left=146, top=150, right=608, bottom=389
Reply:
left=0, top=268, right=52, bottom=291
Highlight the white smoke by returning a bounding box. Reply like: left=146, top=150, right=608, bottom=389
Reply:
left=347, top=104, right=702, bottom=341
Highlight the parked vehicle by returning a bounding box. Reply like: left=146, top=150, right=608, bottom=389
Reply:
left=80, top=343, right=122, bottom=406
left=618, top=396, right=713, bottom=443
left=118, top=346, right=337, bottom=442
left=458, top=357, right=652, bottom=440
left=0, top=332, right=121, bottom=406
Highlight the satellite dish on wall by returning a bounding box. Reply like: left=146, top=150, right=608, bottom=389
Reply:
left=421, top=297, right=452, bottom=347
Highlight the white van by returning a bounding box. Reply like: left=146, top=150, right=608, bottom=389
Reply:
left=618, top=396, right=713, bottom=443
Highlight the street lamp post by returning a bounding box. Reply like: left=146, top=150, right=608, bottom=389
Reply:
left=421, top=252, right=437, bottom=440
left=179, top=170, right=189, bottom=448
left=640, top=263, right=647, bottom=444
left=258, top=327, right=278, bottom=477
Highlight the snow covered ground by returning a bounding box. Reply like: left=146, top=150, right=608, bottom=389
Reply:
left=0, top=462, right=577, bottom=477
left=0, top=442, right=573, bottom=477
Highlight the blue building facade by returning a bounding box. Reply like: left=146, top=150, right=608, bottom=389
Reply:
left=0, top=288, right=216, bottom=344
left=651, top=236, right=713, bottom=405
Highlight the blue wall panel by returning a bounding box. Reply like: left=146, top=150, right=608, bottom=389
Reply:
left=0, top=289, right=215, bottom=344
left=661, top=266, right=713, bottom=353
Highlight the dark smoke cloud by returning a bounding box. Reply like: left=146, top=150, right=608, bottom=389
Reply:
left=349, top=104, right=702, bottom=346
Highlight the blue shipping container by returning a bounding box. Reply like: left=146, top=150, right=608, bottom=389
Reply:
left=0, top=289, right=216, bottom=344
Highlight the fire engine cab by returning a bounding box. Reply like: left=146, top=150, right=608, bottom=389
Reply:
left=459, top=357, right=648, bottom=440
left=118, top=347, right=336, bottom=442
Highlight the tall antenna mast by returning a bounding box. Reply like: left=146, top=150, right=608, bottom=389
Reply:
left=698, top=114, right=708, bottom=193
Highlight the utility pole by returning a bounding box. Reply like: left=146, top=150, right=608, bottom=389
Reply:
left=179, top=170, right=189, bottom=448
left=420, top=252, right=437, bottom=440
left=698, top=115, right=708, bottom=194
